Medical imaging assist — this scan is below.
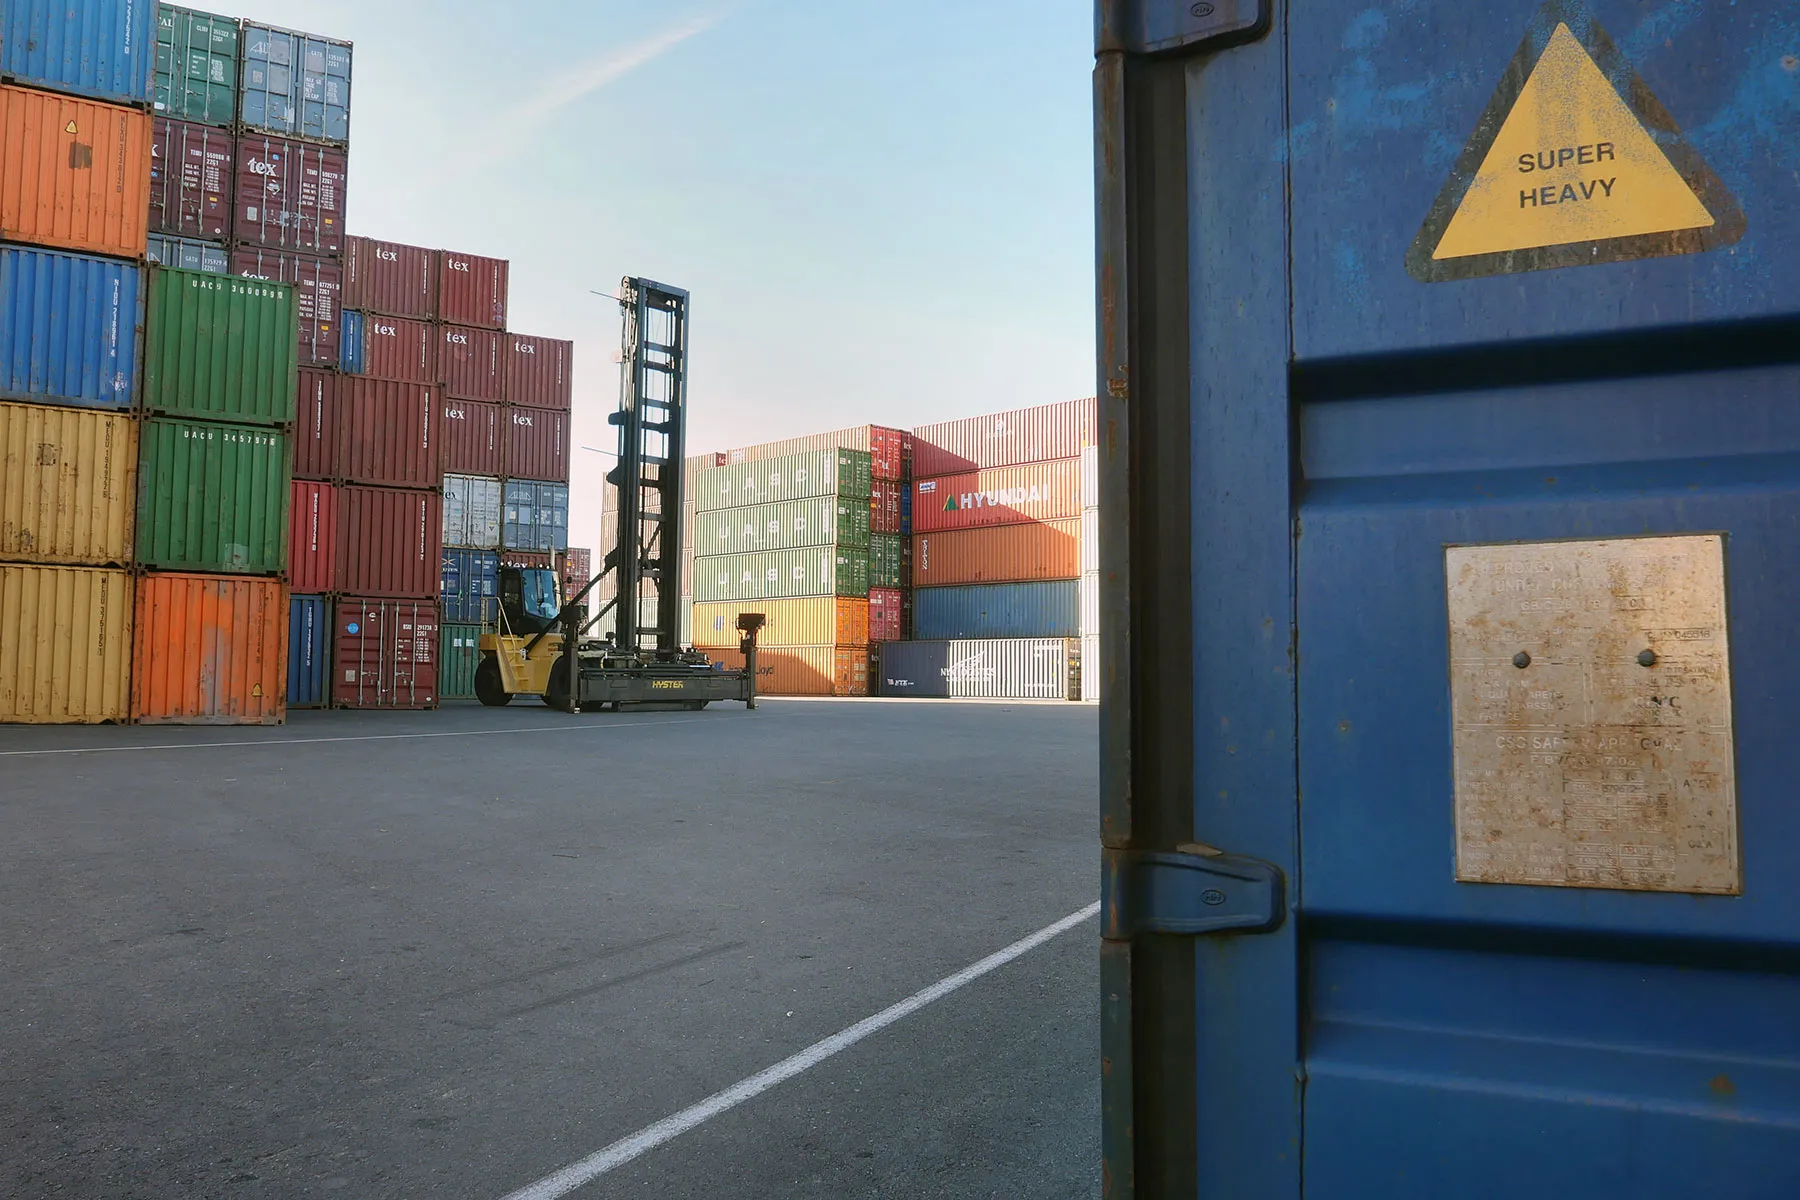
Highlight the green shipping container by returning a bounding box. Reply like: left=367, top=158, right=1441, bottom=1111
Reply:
left=869, top=534, right=908, bottom=590
left=695, top=547, right=869, bottom=602
left=143, top=268, right=298, bottom=427
left=695, top=448, right=872, bottom=514
left=155, top=5, right=240, bottom=126
left=692, top=495, right=871, bottom=556
left=136, top=418, right=290, bottom=574
left=440, top=623, right=483, bottom=700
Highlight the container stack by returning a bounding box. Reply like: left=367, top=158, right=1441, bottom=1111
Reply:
left=1080, top=444, right=1100, bottom=701
left=880, top=398, right=1095, bottom=700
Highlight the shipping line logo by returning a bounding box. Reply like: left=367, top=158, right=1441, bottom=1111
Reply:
left=376, top=247, right=398, bottom=261
left=942, top=652, right=998, bottom=684
left=944, top=484, right=1046, bottom=512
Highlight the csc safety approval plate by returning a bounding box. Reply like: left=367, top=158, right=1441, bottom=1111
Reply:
left=1446, top=534, right=1740, bottom=894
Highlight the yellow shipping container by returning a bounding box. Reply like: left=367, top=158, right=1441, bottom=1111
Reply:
left=0, top=564, right=132, bottom=723
left=0, top=402, right=136, bottom=565
left=691, top=597, right=868, bottom=648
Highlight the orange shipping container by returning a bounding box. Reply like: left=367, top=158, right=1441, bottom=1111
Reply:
left=132, top=573, right=287, bottom=725
left=911, top=459, right=1083, bottom=533
left=695, top=643, right=868, bottom=697
left=913, top=519, right=1082, bottom=586
left=0, top=86, right=152, bottom=259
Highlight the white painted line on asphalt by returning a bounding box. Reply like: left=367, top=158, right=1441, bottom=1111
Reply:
left=0, top=718, right=705, bottom=758
left=498, top=901, right=1103, bottom=1200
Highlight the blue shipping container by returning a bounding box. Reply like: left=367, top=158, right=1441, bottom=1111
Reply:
left=239, top=22, right=352, bottom=145
left=146, top=234, right=228, bottom=274
left=911, top=581, right=1078, bottom=640
left=0, top=247, right=142, bottom=411
left=440, top=548, right=498, bottom=624
left=338, top=309, right=364, bottom=374
left=502, top=480, right=570, bottom=552
left=0, top=0, right=158, bottom=105
left=899, top=487, right=913, bottom=534
left=287, top=593, right=329, bottom=708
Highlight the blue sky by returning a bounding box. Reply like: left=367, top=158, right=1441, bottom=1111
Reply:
left=249, top=1, right=1097, bottom=549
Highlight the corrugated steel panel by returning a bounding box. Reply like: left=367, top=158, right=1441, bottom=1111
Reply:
left=434, top=250, right=507, bottom=331
left=439, top=547, right=497, bottom=623
left=136, top=418, right=289, bottom=573
left=338, top=310, right=433, bottom=383
left=559, top=548, right=591, bottom=596
left=132, top=571, right=286, bottom=724
left=146, top=233, right=227, bottom=273
left=1081, top=444, right=1099, bottom=510
left=899, top=485, right=912, bottom=534
left=1079, top=570, right=1098, bottom=636
left=505, top=333, right=573, bottom=410
left=444, top=474, right=502, bottom=550
left=335, top=485, right=441, bottom=599
left=724, top=425, right=911, bottom=481
left=437, top=324, right=503, bottom=401
left=291, top=366, right=337, bottom=480
left=154, top=5, right=237, bottom=126
left=332, top=597, right=437, bottom=709
left=342, top=235, right=434, bottom=320
left=0, top=86, right=151, bottom=258
left=913, top=520, right=1081, bottom=587
left=0, top=563, right=131, bottom=722
left=238, top=23, right=351, bottom=145
left=911, top=459, right=1082, bottom=533
left=501, top=480, right=567, bottom=551
left=691, top=597, right=868, bottom=649
left=692, top=495, right=870, bottom=556
left=869, top=533, right=909, bottom=590
left=503, top=404, right=569, bottom=483
left=877, top=638, right=1077, bottom=700
left=912, top=581, right=1079, bottom=640
left=439, top=621, right=481, bottom=700
left=696, top=643, right=868, bottom=698
left=335, top=378, right=440, bottom=488
left=871, top=479, right=903, bottom=534
left=498, top=549, right=550, bottom=571
left=1081, top=508, right=1099, bottom=574
left=0, top=401, right=135, bottom=565
left=694, top=546, right=868, bottom=602
left=230, top=246, right=341, bottom=367
left=912, top=397, right=1096, bottom=477
left=286, top=592, right=329, bottom=707
left=869, top=586, right=908, bottom=642
left=142, top=266, right=297, bottom=426
left=1079, top=634, right=1098, bottom=703
left=233, top=134, right=347, bottom=254
left=697, top=449, right=873, bottom=514
left=149, top=118, right=232, bottom=239
left=287, top=480, right=335, bottom=593
left=2, top=0, right=157, bottom=105
left=442, top=397, right=503, bottom=476
left=0, top=247, right=141, bottom=412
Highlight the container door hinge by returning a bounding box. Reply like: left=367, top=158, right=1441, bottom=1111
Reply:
left=1103, top=846, right=1286, bottom=937
left=1096, top=0, right=1271, bottom=57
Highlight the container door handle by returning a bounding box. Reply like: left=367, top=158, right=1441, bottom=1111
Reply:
left=1103, top=847, right=1286, bottom=938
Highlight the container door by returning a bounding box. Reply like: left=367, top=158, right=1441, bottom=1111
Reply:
left=1096, top=2, right=1800, bottom=1196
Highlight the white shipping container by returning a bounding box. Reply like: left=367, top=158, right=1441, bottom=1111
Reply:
left=1081, top=635, right=1101, bottom=701
left=1081, top=444, right=1099, bottom=510
left=1081, top=508, right=1099, bottom=574
left=443, top=473, right=502, bottom=549
left=878, top=638, right=1078, bottom=700
left=1081, top=570, right=1099, bottom=636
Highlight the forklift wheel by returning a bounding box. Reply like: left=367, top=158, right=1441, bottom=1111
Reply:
left=474, top=657, right=512, bottom=707
left=543, top=655, right=575, bottom=713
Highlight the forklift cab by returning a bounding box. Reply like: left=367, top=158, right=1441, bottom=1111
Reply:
left=496, top=566, right=562, bottom=637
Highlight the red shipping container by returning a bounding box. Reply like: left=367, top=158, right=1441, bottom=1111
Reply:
left=869, top=425, right=913, bottom=481
left=560, top=548, right=592, bottom=595
left=912, top=459, right=1083, bottom=533
left=288, top=481, right=337, bottom=593
left=442, top=397, right=504, bottom=477
left=346, top=313, right=435, bottom=383
left=132, top=573, right=287, bottom=725
left=869, top=586, right=908, bottom=642
left=336, top=379, right=442, bottom=488
left=332, top=597, right=438, bottom=710
left=233, top=134, right=347, bottom=255
left=505, top=333, right=573, bottom=410
left=437, top=324, right=504, bottom=401
left=434, top=249, right=508, bottom=331
left=870, top=479, right=904, bottom=535
left=336, top=486, right=443, bottom=599
left=231, top=246, right=342, bottom=367
left=342, top=235, right=435, bottom=320
left=148, top=118, right=233, bottom=240
left=912, top=398, right=1096, bottom=477
left=503, top=405, right=569, bottom=483
left=292, top=368, right=339, bottom=481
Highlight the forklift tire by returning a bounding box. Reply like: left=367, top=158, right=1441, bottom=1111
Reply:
left=474, top=657, right=513, bottom=707
left=543, top=655, right=575, bottom=713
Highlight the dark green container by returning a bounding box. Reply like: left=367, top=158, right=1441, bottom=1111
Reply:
left=136, top=418, right=290, bottom=573
left=869, top=534, right=907, bottom=590
left=143, top=268, right=298, bottom=427
left=440, top=623, right=483, bottom=700
left=155, top=5, right=240, bottom=127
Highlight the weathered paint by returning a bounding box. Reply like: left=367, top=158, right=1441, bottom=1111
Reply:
left=135, top=418, right=289, bottom=574
left=500, top=479, right=567, bottom=552
left=502, top=403, right=569, bottom=483
left=132, top=571, right=286, bottom=724
left=0, top=401, right=135, bottom=565
left=154, top=4, right=238, bottom=125
left=0, top=564, right=131, bottom=723
left=230, top=246, right=342, bottom=368
left=335, top=485, right=442, bottom=600
left=239, top=22, right=352, bottom=145
left=0, top=247, right=141, bottom=412
left=286, top=592, right=329, bottom=708
left=439, top=548, right=497, bottom=623
left=442, top=398, right=504, bottom=476
left=291, top=367, right=338, bottom=480
left=0, top=85, right=152, bottom=259
left=868, top=533, right=909, bottom=590
left=342, top=236, right=435, bottom=320
left=338, top=310, right=434, bottom=383
left=146, top=234, right=227, bottom=273
left=142, top=267, right=297, bottom=426
left=504, top=333, right=573, bottom=410
left=334, top=378, right=441, bottom=488
left=438, top=621, right=482, bottom=700
left=287, top=480, right=336, bottom=594
left=148, top=118, right=233, bottom=240
left=437, top=324, right=504, bottom=401
left=443, top=474, right=502, bottom=550
left=2, top=0, right=158, bottom=105
left=232, top=134, right=347, bottom=254
left=332, top=597, right=437, bottom=709
left=433, top=250, right=507, bottom=331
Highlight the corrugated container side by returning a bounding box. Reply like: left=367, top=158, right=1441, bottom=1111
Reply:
left=2, top=0, right=158, bottom=105
left=233, top=135, right=347, bottom=254
left=499, top=549, right=551, bottom=571
left=911, top=581, right=1081, bottom=640
left=434, top=250, right=508, bottom=331
left=912, top=397, right=1097, bottom=477
left=135, top=418, right=289, bottom=573
left=1080, top=570, right=1099, bottom=636
left=439, top=547, right=497, bottom=622
left=230, top=246, right=341, bottom=367
left=911, top=459, right=1082, bottom=533
left=338, top=311, right=434, bottom=383
left=696, top=449, right=872, bottom=513
left=238, top=24, right=352, bottom=145
left=342, top=235, right=435, bottom=319
left=500, top=480, right=567, bottom=552
left=723, top=425, right=909, bottom=478
left=439, top=622, right=481, bottom=700
left=143, top=267, right=297, bottom=426
left=878, top=638, right=1077, bottom=700
left=333, top=597, right=438, bottom=710
left=442, top=398, right=504, bottom=476
left=0, top=402, right=135, bottom=565
left=437, top=325, right=504, bottom=401
left=146, top=233, right=228, bottom=272
left=913, top=520, right=1082, bottom=587
left=871, top=479, right=903, bottom=534
left=0, top=85, right=153, bottom=255
left=292, top=366, right=337, bottom=480
left=336, top=485, right=442, bottom=599
left=0, top=247, right=141, bottom=411
left=504, top=334, right=573, bottom=410
left=443, top=474, right=502, bottom=550
left=288, top=480, right=336, bottom=593
left=154, top=6, right=237, bottom=125
left=1081, top=508, right=1099, bottom=574
left=1081, top=444, right=1099, bottom=510
left=869, top=586, right=908, bottom=642
left=503, top=405, right=570, bottom=484
left=1079, top=634, right=1100, bottom=702
left=559, top=548, right=592, bottom=595
left=132, top=571, right=287, bottom=724
left=868, top=534, right=909, bottom=590
left=0, top=564, right=131, bottom=722
left=335, top=378, right=441, bottom=488
left=690, top=597, right=868, bottom=648
left=692, top=495, right=870, bottom=556
left=149, top=118, right=233, bottom=240
left=287, top=592, right=330, bottom=707
left=694, top=546, right=867, bottom=603
left=696, top=643, right=868, bottom=698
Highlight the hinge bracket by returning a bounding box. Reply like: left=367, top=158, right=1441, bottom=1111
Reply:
left=1096, top=0, right=1271, bottom=57
left=1103, top=847, right=1286, bottom=938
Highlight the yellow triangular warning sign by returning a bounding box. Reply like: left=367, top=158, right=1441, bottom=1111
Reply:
left=1407, top=1, right=1744, bottom=282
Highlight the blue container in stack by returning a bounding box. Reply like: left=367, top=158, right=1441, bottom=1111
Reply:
left=287, top=594, right=331, bottom=708
left=0, top=247, right=142, bottom=410
left=911, top=581, right=1080, bottom=640
left=441, top=549, right=499, bottom=623
left=0, top=0, right=158, bottom=104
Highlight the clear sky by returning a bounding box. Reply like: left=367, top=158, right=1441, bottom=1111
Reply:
left=246, top=1, right=1097, bottom=552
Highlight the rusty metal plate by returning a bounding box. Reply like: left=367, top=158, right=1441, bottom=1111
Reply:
left=1446, top=535, right=1739, bottom=894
